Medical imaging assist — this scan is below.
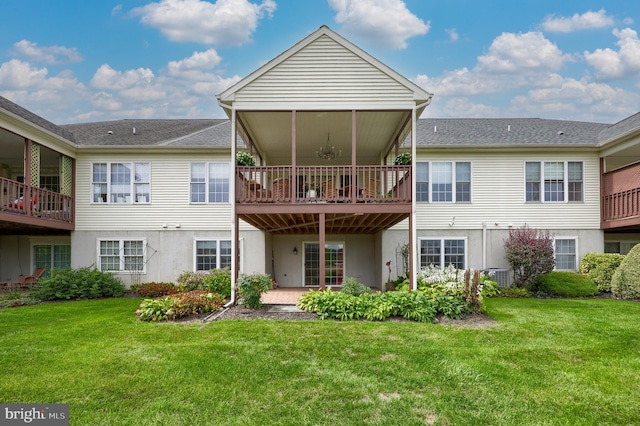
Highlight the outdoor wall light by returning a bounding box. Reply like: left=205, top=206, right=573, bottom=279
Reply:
left=162, top=224, right=168, bottom=228
left=293, top=247, right=298, bottom=255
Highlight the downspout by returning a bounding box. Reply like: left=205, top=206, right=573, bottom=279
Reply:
left=482, top=222, right=487, bottom=269
left=411, top=107, right=418, bottom=291
left=220, top=103, right=237, bottom=307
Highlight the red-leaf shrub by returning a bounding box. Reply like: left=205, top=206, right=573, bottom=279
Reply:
left=134, top=282, right=179, bottom=298
left=504, top=226, right=555, bottom=288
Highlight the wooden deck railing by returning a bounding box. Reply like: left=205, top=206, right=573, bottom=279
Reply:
left=0, top=177, right=74, bottom=223
left=602, top=161, right=640, bottom=223
left=236, top=165, right=411, bottom=204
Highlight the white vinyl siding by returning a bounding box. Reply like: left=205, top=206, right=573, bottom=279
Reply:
left=414, top=152, right=600, bottom=231
left=232, top=35, right=416, bottom=109
left=75, top=153, right=234, bottom=231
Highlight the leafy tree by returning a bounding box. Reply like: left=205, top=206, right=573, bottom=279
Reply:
left=504, top=226, right=555, bottom=288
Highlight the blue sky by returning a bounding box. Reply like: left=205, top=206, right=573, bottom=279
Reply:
left=0, top=0, right=639, bottom=124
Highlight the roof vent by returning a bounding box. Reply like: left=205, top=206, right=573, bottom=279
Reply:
left=133, top=127, right=136, bottom=135
left=107, top=131, right=113, bottom=135
left=507, top=125, right=511, bottom=132
left=558, top=131, right=564, bottom=135
left=434, top=125, right=437, bottom=133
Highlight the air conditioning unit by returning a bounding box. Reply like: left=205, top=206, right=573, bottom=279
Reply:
left=482, top=268, right=512, bottom=288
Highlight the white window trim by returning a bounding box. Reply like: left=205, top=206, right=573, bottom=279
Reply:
left=193, top=239, right=234, bottom=271
left=91, top=162, right=151, bottom=204
left=97, top=238, right=147, bottom=273
left=553, top=237, right=578, bottom=271
left=189, top=162, right=231, bottom=204
left=416, top=161, right=471, bottom=203
left=524, top=161, right=583, bottom=203
left=418, top=237, right=468, bottom=269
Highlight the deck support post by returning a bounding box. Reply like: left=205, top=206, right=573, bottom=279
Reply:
left=319, top=213, right=326, bottom=290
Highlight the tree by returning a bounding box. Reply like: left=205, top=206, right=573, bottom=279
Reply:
left=504, top=226, right=555, bottom=288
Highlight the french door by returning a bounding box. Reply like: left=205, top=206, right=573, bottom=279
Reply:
left=303, top=242, right=344, bottom=286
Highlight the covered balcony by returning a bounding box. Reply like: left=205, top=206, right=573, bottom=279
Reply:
left=601, top=161, right=640, bottom=230
left=0, top=126, right=75, bottom=235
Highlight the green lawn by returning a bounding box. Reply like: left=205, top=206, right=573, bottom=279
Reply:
left=0, top=297, right=639, bottom=425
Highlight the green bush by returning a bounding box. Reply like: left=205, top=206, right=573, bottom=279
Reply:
left=579, top=252, right=624, bottom=292
left=32, top=267, right=125, bottom=300
left=340, top=277, right=371, bottom=296
left=297, top=288, right=437, bottom=323
left=132, top=282, right=178, bottom=298
left=176, top=271, right=206, bottom=291
left=237, top=273, right=272, bottom=308
left=201, top=269, right=232, bottom=298
left=496, top=287, right=531, bottom=298
left=611, top=244, right=640, bottom=299
left=532, top=271, right=599, bottom=297
left=136, top=290, right=225, bottom=321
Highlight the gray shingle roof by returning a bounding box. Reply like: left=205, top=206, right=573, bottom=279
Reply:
left=62, top=119, right=228, bottom=147
left=0, top=95, right=76, bottom=143
left=412, top=118, right=611, bottom=147
left=597, top=112, right=640, bottom=144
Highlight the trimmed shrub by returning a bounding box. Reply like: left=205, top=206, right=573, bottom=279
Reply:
left=579, top=252, right=624, bottom=292
left=136, top=290, right=225, bottom=321
left=340, top=277, right=372, bottom=296
left=32, top=267, right=125, bottom=300
left=132, top=282, right=179, bottom=298
left=532, top=271, right=599, bottom=297
left=504, top=226, right=555, bottom=288
left=496, top=287, right=531, bottom=298
left=237, top=273, right=272, bottom=308
left=176, top=271, right=206, bottom=291
left=611, top=244, right=640, bottom=299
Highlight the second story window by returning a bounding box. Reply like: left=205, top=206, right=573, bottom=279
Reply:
left=92, top=162, right=150, bottom=204
left=416, top=161, right=471, bottom=203
left=525, top=161, right=583, bottom=202
left=190, top=163, right=230, bottom=203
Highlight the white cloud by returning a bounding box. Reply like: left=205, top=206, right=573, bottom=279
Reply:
left=584, top=28, right=640, bottom=80
left=446, top=29, right=459, bottom=42
left=166, top=49, right=222, bottom=74
left=477, top=32, right=571, bottom=73
left=329, top=0, right=429, bottom=50
left=11, top=40, right=83, bottom=65
left=0, top=59, right=49, bottom=88
left=90, top=64, right=155, bottom=90
left=541, top=9, right=614, bottom=33
left=132, top=0, right=276, bottom=46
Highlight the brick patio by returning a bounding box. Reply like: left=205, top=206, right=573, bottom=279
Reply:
left=261, top=288, right=311, bottom=305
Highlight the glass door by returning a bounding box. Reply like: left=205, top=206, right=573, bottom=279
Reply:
left=304, top=242, right=344, bottom=286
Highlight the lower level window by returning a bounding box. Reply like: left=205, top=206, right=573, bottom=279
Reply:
left=33, top=244, right=71, bottom=275
left=604, top=242, right=638, bottom=255
left=99, top=240, right=145, bottom=272
left=420, top=238, right=466, bottom=269
left=195, top=240, right=232, bottom=271
left=554, top=238, right=577, bottom=271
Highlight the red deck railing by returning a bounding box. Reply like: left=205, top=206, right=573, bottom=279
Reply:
left=0, top=177, right=74, bottom=224
left=236, top=165, right=411, bottom=204
left=602, top=162, right=640, bottom=223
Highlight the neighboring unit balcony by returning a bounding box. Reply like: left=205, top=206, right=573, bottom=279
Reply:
left=601, top=161, right=640, bottom=230
left=236, top=165, right=411, bottom=204
left=0, top=177, right=74, bottom=231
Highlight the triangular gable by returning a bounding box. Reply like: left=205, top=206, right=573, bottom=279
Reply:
left=217, top=25, right=432, bottom=111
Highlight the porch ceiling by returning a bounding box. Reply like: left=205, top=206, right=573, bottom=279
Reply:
left=0, top=217, right=72, bottom=235
left=237, top=110, right=411, bottom=166
left=239, top=211, right=408, bottom=235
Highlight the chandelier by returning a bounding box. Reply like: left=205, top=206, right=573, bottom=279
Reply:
left=316, top=133, right=341, bottom=160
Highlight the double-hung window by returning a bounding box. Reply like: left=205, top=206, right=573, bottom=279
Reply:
left=554, top=238, right=577, bottom=271
left=416, top=161, right=471, bottom=202
left=194, top=240, right=232, bottom=271
left=419, top=238, right=466, bottom=269
left=190, top=163, right=230, bottom=203
left=98, top=239, right=145, bottom=272
left=92, top=162, right=150, bottom=203
left=525, top=161, right=583, bottom=202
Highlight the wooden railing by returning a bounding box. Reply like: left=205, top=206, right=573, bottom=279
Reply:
left=602, top=161, right=640, bottom=223
left=0, top=177, right=74, bottom=223
left=236, top=165, right=411, bottom=204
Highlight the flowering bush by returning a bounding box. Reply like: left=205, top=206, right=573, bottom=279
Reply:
left=236, top=151, right=255, bottom=166
left=304, top=180, right=320, bottom=192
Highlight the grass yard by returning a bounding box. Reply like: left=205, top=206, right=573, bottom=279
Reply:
left=0, top=297, right=639, bottom=425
